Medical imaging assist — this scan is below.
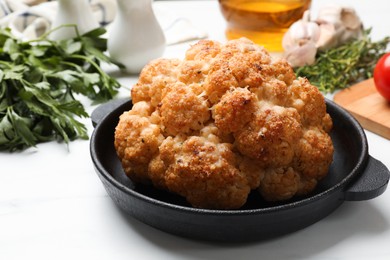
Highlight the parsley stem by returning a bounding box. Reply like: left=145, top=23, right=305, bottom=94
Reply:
left=70, top=54, right=105, bottom=75
left=27, top=24, right=81, bottom=44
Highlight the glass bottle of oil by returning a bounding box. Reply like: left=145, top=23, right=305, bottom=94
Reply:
left=219, top=0, right=311, bottom=52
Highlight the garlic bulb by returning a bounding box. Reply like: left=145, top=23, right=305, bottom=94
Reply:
left=282, top=5, right=364, bottom=67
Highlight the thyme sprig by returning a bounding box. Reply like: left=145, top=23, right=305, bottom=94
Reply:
left=295, top=29, right=390, bottom=92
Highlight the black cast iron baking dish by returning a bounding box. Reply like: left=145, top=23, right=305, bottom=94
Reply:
left=90, top=98, right=389, bottom=242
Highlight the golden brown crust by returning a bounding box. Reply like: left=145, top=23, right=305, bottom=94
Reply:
left=162, top=136, right=250, bottom=209
left=114, top=38, right=334, bottom=209
left=234, top=105, right=302, bottom=167
left=114, top=102, right=164, bottom=184
left=212, top=87, right=258, bottom=134
left=132, top=58, right=181, bottom=107
left=259, top=167, right=300, bottom=201
left=159, top=82, right=210, bottom=136
left=185, top=39, right=222, bottom=62
left=294, top=127, right=334, bottom=179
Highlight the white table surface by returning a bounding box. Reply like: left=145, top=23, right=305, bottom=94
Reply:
left=2, top=0, right=390, bottom=259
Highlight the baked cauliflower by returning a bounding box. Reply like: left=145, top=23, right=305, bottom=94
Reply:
left=114, top=38, right=334, bottom=209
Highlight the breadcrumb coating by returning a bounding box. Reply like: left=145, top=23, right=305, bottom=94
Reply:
left=159, top=82, right=210, bottom=136
left=212, top=87, right=258, bottom=134
left=114, top=102, right=165, bottom=184
left=161, top=135, right=250, bottom=209
left=114, top=38, right=334, bottom=209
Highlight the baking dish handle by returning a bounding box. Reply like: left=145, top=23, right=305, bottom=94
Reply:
left=91, top=98, right=130, bottom=128
left=344, top=156, right=390, bottom=201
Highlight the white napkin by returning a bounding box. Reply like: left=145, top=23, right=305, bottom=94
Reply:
left=0, top=0, right=207, bottom=44
left=154, top=5, right=208, bottom=45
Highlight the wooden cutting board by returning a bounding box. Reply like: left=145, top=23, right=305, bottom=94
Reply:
left=333, top=78, right=390, bottom=140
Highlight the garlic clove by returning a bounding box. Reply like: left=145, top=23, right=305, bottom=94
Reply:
left=283, top=41, right=317, bottom=67
left=282, top=21, right=305, bottom=50
left=307, top=22, right=321, bottom=43
left=340, top=7, right=362, bottom=30
left=316, top=5, right=344, bottom=29
left=316, top=5, right=362, bottom=31
left=282, top=15, right=320, bottom=51
left=338, top=26, right=363, bottom=43
left=316, top=23, right=337, bottom=50
left=315, top=5, right=363, bottom=50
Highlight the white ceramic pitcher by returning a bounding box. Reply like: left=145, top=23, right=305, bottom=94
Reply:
left=50, top=0, right=99, bottom=40
left=108, top=0, right=166, bottom=74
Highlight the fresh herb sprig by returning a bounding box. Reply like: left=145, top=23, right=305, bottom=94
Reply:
left=295, top=29, right=390, bottom=92
left=0, top=26, right=122, bottom=151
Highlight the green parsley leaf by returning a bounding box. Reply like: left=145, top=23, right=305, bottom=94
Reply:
left=0, top=26, right=122, bottom=151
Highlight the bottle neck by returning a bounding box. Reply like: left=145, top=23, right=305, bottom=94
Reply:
left=57, top=0, right=91, bottom=12
left=116, top=0, right=152, bottom=10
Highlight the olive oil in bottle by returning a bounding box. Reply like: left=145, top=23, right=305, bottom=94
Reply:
left=219, top=0, right=311, bottom=51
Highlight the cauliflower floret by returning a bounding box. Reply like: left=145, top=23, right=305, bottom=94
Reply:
left=212, top=87, right=258, bottom=134
left=204, top=39, right=270, bottom=104
left=147, top=154, right=167, bottom=190
left=288, top=77, right=328, bottom=126
left=160, top=135, right=250, bottom=209
left=115, top=38, right=334, bottom=209
left=237, top=156, right=264, bottom=190
left=204, top=61, right=239, bottom=104
left=263, top=58, right=296, bottom=86
left=178, top=60, right=209, bottom=84
left=234, top=105, right=302, bottom=167
left=132, top=58, right=180, bottom=107
left=185, top=39, right=222, bottom=62
left=260, top=167, right=300, bottom=201
left=294, top=127, right=334, bottom=179
left=114, top=102, right=164, bottom=183
left=218, top=44, right=265, bottom=89
left=159, top=82, right=210, bottom=136
left=260, top=78, right=289, bottom=105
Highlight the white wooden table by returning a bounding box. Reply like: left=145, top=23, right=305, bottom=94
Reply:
left=2, top=1, right=390, bottom=259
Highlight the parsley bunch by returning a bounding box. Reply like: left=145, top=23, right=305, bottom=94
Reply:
left=295, top=29, right=390, bottom=92
left=0, top=26, right=121, bottom=151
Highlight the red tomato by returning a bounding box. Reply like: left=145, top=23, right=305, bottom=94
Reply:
left=373, top=53, right=390, bottom=101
